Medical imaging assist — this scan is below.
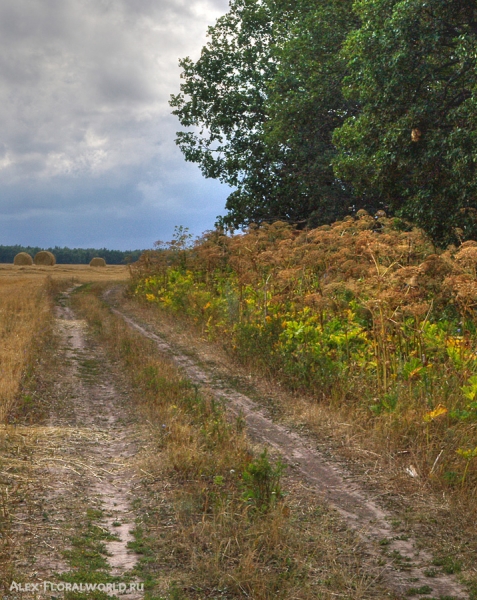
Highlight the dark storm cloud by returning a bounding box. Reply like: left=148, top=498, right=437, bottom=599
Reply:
left=0, top=0, right=230, bottom=249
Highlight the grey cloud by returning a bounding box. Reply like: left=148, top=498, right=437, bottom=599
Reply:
left=0, top=0, right=231, bottom=249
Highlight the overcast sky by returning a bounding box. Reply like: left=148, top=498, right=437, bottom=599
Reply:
left=0, top=0, right=230, bottom=250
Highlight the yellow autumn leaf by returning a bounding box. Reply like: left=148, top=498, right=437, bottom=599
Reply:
left=446, top=336, right=465, bottom=348
left=408, top=366, right=423, bottom=380
left=456, top=446, right=477, bottom=460
left=423, top=403, right=448, bottom=422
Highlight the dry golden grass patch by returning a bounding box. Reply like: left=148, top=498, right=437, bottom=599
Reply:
left=0, top=276, right=50, bottom=422
left=0, top=321, right=66, bottom=590
left=1, top=262, right=129, bottom=283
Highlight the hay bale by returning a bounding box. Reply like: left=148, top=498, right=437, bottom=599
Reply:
left=34, top=251, right=56, bottom=266
left=13, top=252, right=33, bottom=266
left=89, top=257, right=106, bottom=267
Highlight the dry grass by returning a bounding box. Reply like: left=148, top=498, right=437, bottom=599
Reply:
left=0, top=276, right=50, bottom=422
left=1, top=262, right=129, bottom=282
left=0, top=290, right=61, bottom=590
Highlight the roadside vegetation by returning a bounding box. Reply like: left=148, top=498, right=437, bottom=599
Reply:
left=132, top=218, right=477, bottom=500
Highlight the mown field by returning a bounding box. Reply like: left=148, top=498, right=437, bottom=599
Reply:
left=133, top=216, right=477, bottom=498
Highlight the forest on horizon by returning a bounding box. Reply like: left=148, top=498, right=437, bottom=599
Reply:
left=0, top=245, right=143, bottom=265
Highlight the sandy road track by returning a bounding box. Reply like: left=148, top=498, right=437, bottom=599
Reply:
left=107, top=296, right=470, bottom=600
left=51, top=290, right=144, bottom=598
left=55, top=294, right=141, bottom=599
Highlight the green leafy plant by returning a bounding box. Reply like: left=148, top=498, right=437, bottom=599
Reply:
left=241, top=450, right=285, bottom=513
left=456, top=446, right=477, bottom=486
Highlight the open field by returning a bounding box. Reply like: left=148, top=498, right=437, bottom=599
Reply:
left=0, top=262, right=130, bottom=283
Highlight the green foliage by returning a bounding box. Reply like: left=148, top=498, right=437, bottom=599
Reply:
left=170, top=0, right=370, bottom=228
left=264, top=0, right=369, bottom=225
left=461, top=374, right=477, bottom=402
left=171, top=0, right=477, bottom=243
left=432, top=555, right=463, bottom=575
left=241, top=449, right=285, bottom=513
left=59, top=508, right=124, bottom=600
left=170, top=0, right=288, bottom=229
left=334, top=0, right=477, bottom=245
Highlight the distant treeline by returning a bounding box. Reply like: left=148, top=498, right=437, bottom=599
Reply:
left=0, top=245, right=144, bottom=265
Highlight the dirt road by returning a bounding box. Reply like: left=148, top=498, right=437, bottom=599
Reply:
left=2, top=284, right=472, bottom=599
left=2, top=289, right=143, bottom=599
left=107, top=289, right=471, bottom=600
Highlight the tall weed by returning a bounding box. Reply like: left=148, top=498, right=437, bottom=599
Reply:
left=132, top=218, right=477, bottom=490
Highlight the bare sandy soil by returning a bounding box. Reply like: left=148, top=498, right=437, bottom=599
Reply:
left=52, top=291, right=142, bottom=596
left=106, top=289, right=472, bottom=600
